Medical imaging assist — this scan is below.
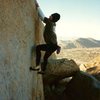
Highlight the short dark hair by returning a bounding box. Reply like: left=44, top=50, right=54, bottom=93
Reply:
left=51, top=13, right=60, bottom=22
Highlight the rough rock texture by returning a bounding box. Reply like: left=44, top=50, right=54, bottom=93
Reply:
left=43, top=58, right=79, bottom=84
left=43, top=58, right=79, bottom=100
left=85, top=56, right=100, bottom=81
left=0, top=0, right=44, bottom=100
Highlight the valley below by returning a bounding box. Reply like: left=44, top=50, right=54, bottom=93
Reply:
left=56, top=47, right=100, bottom=65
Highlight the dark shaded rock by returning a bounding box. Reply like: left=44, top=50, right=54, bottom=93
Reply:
left=62, top=71, right=100, bottom=100
left=44, top=71, right=100, bottom=100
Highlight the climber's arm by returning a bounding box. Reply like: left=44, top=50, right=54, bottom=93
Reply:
left=38, top=7, right=45, bottom=21
left=35, top=0, right=45, bottom=21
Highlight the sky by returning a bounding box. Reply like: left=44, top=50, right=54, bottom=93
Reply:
left=37, top=0, right=100, bottom=40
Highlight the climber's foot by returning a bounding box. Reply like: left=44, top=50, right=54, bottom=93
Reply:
left=30, top=66, right=40, bottom=71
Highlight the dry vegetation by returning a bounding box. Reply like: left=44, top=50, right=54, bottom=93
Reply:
left=56, top=47, right=100, bottom=65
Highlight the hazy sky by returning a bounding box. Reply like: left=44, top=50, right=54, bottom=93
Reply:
left=37, top=0, right=100, bottom=40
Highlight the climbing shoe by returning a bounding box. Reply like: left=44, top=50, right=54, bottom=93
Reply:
left=30, top=66, right=40, bottom=71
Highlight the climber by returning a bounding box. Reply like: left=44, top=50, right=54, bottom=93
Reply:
left=30, top=0, right=61, bottom=74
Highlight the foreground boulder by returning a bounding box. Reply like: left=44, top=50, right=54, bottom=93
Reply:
left=43, top=58, right=79, bottom=84
left=42, top=58, right=100, bottom=100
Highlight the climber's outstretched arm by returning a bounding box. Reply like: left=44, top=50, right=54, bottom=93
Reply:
left=35, top=0, right=45, bottom=21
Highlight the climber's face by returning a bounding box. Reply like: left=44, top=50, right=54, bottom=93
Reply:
left=49, top=15, right=53, bottom=21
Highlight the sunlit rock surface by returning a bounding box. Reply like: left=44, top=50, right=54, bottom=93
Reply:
left=0, top=0, right=44, bottom=100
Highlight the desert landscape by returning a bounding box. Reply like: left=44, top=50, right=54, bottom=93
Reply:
left=57, top=38, right=100, bottom=65
left=57, top=47, right=100, bottom=64
left=55, top=38, right=100, bottom=81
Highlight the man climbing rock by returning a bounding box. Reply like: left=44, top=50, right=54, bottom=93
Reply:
left=30, top=0, right=61, bottom=74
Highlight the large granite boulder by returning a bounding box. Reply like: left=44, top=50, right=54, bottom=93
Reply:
left=43, top=58, right=79, bottom=84
left=43, top=58, right=100, bottom=100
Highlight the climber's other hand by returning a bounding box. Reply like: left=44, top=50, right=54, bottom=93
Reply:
left=56, top=46, right=61, bottom=54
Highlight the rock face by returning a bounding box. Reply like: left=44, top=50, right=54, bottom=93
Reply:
left=0, top=0, right=44, bottom=100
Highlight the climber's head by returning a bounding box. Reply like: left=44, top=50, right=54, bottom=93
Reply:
left=49, top=13, right=60, bottom=22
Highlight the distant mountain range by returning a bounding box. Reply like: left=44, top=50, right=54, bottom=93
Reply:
left=59, top=38, right=100, bottom=49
